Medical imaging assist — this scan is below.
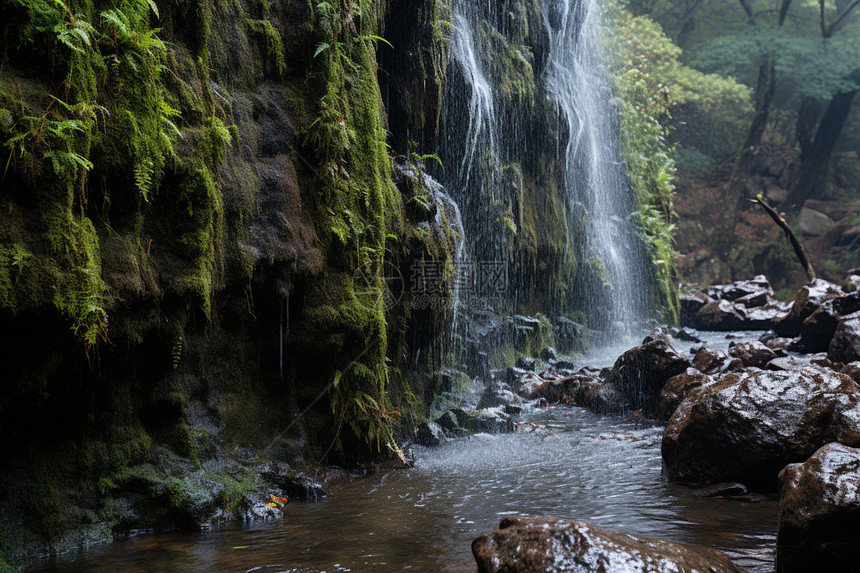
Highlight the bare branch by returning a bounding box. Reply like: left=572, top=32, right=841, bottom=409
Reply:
left=751, top=195, right=816, bottom=282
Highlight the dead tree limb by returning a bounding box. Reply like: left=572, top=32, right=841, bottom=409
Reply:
left=751, top=194, right=816, bottom=282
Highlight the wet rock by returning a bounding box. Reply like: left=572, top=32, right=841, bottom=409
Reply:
left=436, top=411, right=461, bottom=435
left=642, top=326, right=675, bottom=346
left=448, top=407, right=515, bottom=435
left=680, top=289, right=711, bottom=326
left=506, top=367, right=550, bottom=399
left=433, top=371, right=455, bottom=394
left=515, top=356, right=535, bottom=371
left=765, top=337, right=794, bottom=351
left=472, top=515, right=743, bottom=573
left=553, top=359, right=576, bottom=371
left=691, top=347, right=742, bottom=374
left=841, top=362, right=860, bottom=384
left=676, top=328, right=702, bottom=343
left=658, top=368, right=713, bottom=420
left=735, top=290, right=770, bottom=308
left=262, top=470, right=326, bottom=501
left=743, top=301, right=792, bottom=329
left=692, top=482, right=748, bottom=497
left=415, top=422, right=446, bottom=447
left=799, top=293, right=860, bottom=352
left=777, top=443, right=860, bottom=573
left=605, top=332, right=690, bottom=412
left=471, top=407, right=516, bottom=434
left=693, top=300, right=748, bottom=331
left=539, top=347, right=557, bottom=362
left=706, top=275, right=773, bottom=302
left=554, top=317, right=588, bottom=353
left=728, top=340, right=778, bottom=368
left=766, top=357, right=804, bottom=372
left=478, top=381, right=524, bottom=409
left=774, top=279, right=844, bottom=337
left=828, top=311, right=860, bottom=363
left=662, top=366, right=860, bottom=488
left=843, top=274, right=860, bottom=293
left=522, top=379, right=565, bottom=403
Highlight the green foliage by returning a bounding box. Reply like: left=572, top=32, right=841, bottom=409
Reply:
left=701, top=26, right=860, bottom=101
left=610, top=7, right=753, bottom=166
left=299, top=0, right=408, bottom=457
left=608, top=2, right=681, bottom=322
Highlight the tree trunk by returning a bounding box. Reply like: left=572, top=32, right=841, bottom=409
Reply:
left=794, top=96, right=822, bottom=161
left=727, top=58, right=776, bottom=194
left=781, top=87, right=859, bottom=215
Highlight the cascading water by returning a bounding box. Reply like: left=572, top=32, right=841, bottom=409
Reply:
left=543, top=0, right=650, bottom=342
left=440, top=0, right=655, bottom=349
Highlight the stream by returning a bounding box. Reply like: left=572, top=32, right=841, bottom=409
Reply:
left=35, top=333, right=777, bottom=573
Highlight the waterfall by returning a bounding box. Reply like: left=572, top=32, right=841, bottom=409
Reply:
left=440, top=0, right=653, bottom=346
left=543, top=0, right=650, bottom=340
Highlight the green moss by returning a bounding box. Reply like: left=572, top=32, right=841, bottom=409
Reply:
left=243, top=19, right=286, bottom=79
left=478, top=21, right=536, bottom=106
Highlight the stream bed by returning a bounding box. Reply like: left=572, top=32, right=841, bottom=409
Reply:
left=36, top=415, right=776, bottom=572
left=35, top=332, right=778, bottom=572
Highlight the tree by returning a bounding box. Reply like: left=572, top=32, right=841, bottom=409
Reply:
left=726, top=0, right=792, bottom=195
left=780, top=0, right=860, bottom=214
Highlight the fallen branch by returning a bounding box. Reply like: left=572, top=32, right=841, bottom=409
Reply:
left=751, top=194, right=816, bottom=282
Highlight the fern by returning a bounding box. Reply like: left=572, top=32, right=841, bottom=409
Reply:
left=171, top=335, right=183, bottom=369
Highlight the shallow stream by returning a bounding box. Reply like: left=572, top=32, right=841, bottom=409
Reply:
left=36, top=332, right=777, bottom=573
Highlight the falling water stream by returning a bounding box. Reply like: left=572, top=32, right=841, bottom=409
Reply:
left=544, top=0, right=650, bottom=342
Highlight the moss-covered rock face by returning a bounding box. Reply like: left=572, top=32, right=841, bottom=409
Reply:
left=0, top=0, right=458, bottom=565
left=0, top=0, right=677, bottom=566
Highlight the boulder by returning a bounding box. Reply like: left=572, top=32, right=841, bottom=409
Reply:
left=765, top=337, right=794, bottom=351
left=843, top=274, right=860, bottom=293
left=553, top=360, right=577, bottom=371
left=540, top=347, right=558, bottom=362
left=662, top=366, right=860, bottom=488
left=777, top=443, right=860, bottom=573
left=692, top=297, right=784, bottom=331
left=604, top=333, right=690, bottom=412
left=472, top=515, right=744, bottom=573
left=828, top=311, right=860, bottom=363
left=675, top=328, right=702, bottom=342
left=680, top=289, right=711, bottom=327
left=705, top=275, right=773, bottom=302
left=774, top=279, right=844, bottom=337
left=799, top=293, right=860, bottom=352
left=691, top=347, right=742, bottom=374
left=505, top=367, right=545, bottom=397
left=515, top=356, right=536, bottom=371
left=477, top=381, right=525, bottom=409
left=841, top=362, right=860, bottom=384
left=798, top=207, right=837, bottom=236
left=658, top=368, right=713, bottom=420
left=415, top=422, right=446, bottom=447
left=693, top=300, right=748, bottom=331
left=728, top=340, right=778, bottom=368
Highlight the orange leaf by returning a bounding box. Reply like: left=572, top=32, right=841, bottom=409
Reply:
left=269, top=494, right=288, bottom=504
left=266, top=502, right=278, bottom=507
